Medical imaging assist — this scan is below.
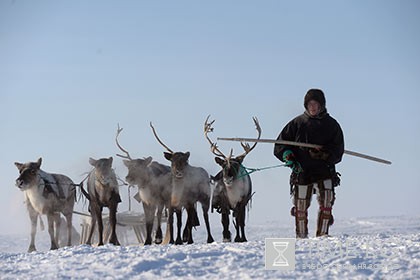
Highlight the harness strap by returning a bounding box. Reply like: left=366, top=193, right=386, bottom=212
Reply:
left=236, top=164, right=288, bottom=179
left=39, top=174, right=62, bottom=199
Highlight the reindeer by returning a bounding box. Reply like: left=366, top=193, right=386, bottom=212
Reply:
left=204, top=116, right=261, bottom=242
left=82, top=157, right=121, bottom=246
left=115, top=125, right=172, bottom=245
left=14, top=158, right=76, bottom=252
left=150, top=122, right=214, bottom=245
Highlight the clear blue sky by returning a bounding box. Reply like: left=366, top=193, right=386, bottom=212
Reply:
left=1, top=0, right=419, bottom=235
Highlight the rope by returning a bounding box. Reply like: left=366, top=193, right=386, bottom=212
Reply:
left=288, top=161, right=303, bottom=174
left=236, top=163, right=286, bottom=179
left=237, top=162, right=303, bottom=179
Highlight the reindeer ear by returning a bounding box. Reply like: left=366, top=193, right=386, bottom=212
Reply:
left=164, top=152, right=173, bottom=161
left=123, top=160, right=131, bottom=167
left=215, top=157, right=224, bottom=166
left=37, top=158, right=42, bottom=168
left=14, top=162, right=24, bottom=171
left=89, top=157, right=97, bottom=166
left=145, top=156, right=153, bottom=165
left=185, top=152, right=190, bottom=160
left=235, top=155, right=246, bottom=164
left=108, top=157, right=113, bottom=165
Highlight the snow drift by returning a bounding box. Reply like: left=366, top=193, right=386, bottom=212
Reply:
left=0, top=216, right=419, bottom=279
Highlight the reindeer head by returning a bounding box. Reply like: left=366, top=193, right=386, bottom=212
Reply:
left=150, top=122, right=191, bottom=179
left=116, top=124, right=171, bottom=191
left=164, top=151, right=190, bottom=179
left=89, top=157, right=116, bottom=188
left=14, top=158, right=42, bottom=191
left=122, top=157, right=153, bottom=185
left=115, top=124, right=146, bottom=185
left=214, top=155, right=246, bottom=186
left=204, top=115, right=261, bottom=187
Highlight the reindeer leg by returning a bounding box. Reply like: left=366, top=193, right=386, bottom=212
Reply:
left=27, top=203, right=38, bottom=252
left=108, top=201, right=120, bottom=246
left=201, top=202, right=214, bottom=244
left=155, top=205, right=164, bottom=244
left=86, top=204, right=100, bottom=245
left=86, top=211, right=96, bottom=246
left=221, top=211, right=231, bottom=242
left=175, top=208, right=183, bottom=245
left=143, top=203, right=155, bottom=245
left=54, top=213, right=61, bottom=247
left=168, top=207, right=175, bottom=244
left=184, top=206, right=194, bottom=244
left=239, top=205, right=247, bottom=242
left=96, top=207, right=104, bottom=246
left=64, top=213, right=73, bottom=246
left=182, top=205, right=193, bottom=243
left=234, top=209, right=241, bottom=243
left=182, top=217, right=189, bottom=243
left=47, top=214, right=58, bottom=250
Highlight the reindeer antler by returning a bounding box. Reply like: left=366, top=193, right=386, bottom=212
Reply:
left=115, top=123, right=133, bottom=160
left=204, top=115, right=228, bottom=159
left=238, top=116, right=262, bottom=158
left=150, top=122, right=174, bottom=154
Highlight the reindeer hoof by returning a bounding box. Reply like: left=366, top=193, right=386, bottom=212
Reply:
left=223, top=231, right=231, bottom=242
left=234, top=236, right=247, bottom=242
left=155, top=231, right=163, bottom=244
left=144, top=239, right=152, bottom=246
left=182, top=231, right=189, bottom=243
left=155, top=238, right=162, bottom=244
left=28, top=245, right=36, bottom=253
left=175, top=238, right=183, bottom=245
left=207, top=236, right=214, bottom=243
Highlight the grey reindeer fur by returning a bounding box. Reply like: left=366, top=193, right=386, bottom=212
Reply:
left=116, top=125, right=173, bottom=245
left=151, top=122, right=214, bottom=245
left=123, top=158, right=172, bottom=245
left=84, top=157, right=121, bottom=246
left=14, top=158, right=76, bottom=252
left=164, top=152, right=214, bottom=244
left=204, top=116, right=260, bottom=242
left=212, top=160, right=253, bottom=242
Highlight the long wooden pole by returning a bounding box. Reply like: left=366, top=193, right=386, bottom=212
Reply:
left=217, top=137, right=392, bottom=165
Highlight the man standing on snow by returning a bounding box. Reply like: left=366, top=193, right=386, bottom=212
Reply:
left=274, top=89, right=344, bottom=238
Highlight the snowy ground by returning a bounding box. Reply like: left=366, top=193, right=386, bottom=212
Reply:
left=0, top=215, right=419, bottom=280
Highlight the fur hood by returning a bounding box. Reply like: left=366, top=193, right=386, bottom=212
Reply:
left=304, top=88, right=326, bottom=109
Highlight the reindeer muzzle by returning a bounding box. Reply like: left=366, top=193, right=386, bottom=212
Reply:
left=223, top=177, right=234, bottom=187
left=15, top=179, right=24, bottom=189
left=173, top=170, right=184, bottom=179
